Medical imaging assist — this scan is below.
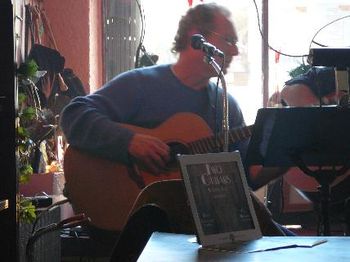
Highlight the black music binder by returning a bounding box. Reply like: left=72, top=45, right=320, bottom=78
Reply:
left=246, top=106, right=350, bottom=168
left=246, top=106, right=350, bottom=236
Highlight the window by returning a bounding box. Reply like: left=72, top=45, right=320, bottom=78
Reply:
left=268, top=0, right=350, bottom=104
left=103, top=0, right=350, bottom=124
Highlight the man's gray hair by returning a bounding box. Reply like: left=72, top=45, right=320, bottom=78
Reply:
left=172, top=3, right=231, bottom=53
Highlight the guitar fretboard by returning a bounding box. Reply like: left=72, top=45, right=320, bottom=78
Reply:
left=188, top=125, right=252, bottom=154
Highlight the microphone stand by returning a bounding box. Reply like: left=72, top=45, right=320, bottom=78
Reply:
left=203, top=55, right=229, bottom=152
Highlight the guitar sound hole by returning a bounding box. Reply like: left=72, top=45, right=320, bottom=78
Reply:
left=167, top=142, right=189, bottom=169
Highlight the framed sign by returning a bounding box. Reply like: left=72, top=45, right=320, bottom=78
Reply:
left=178, top=152, right=261, bottom=248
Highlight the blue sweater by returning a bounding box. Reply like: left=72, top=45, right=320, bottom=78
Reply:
left=60, top=64, right=247, bottom=164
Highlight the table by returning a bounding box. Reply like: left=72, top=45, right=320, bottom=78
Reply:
left=138, top=232, right=350, bottom=261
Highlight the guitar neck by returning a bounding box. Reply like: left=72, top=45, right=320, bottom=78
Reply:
left=188, top=125, right=252, bottom=154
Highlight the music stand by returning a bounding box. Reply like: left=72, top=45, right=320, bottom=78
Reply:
left=246, top=106, right=350, bottom=235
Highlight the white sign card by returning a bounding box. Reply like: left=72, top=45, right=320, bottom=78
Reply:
left=178, top=151, right=262, bottom=248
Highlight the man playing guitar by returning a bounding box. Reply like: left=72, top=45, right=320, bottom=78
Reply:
left=60, top=3, right=290, bottom=251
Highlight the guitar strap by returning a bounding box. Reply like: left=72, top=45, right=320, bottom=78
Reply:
left=127, top=164, right=146, bottom=189
left=207, top=82, right=222, bottom=136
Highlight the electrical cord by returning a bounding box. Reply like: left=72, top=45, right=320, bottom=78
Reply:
left=251, top=0, right=350, bottom=59
left=26, top=212, right=89, bottom=262
left=251, top=0, right=308, bottom=59
left=30, top=198, right=69, bottom=235
left=308, top=14, right=350, bottom=51
left=135, top=0, right=146, bottom=68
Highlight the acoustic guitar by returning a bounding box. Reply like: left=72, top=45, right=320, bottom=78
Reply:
left=63, top=112, right=252, bottom=231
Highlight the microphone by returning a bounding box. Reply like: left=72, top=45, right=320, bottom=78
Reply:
left=191, top=34, right=224, bottom=58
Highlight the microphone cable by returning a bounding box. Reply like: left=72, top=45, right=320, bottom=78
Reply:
left=135, top=0, right=146, bottom=68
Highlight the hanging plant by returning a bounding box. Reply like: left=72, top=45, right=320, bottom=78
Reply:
left=16, top=59, right=40, bottom=185
left=16, top=59, right=55, bottom=223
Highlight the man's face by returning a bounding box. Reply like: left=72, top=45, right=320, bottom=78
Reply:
left=205, top=15, right=239, bottom=74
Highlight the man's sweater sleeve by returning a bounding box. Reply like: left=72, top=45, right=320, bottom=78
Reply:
left=60, top=73, right=142, bottom=163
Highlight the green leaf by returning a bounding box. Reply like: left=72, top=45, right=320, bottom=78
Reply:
left=19, top=173, right=31, bottom=184
left=16, top=126, right=30, bottom=139
left=22, top=106, right=36, bottom=121
left=20, top=164, right=33, bottom=176
left=17, top=59, right=38, bottom=78
left=19, top=164, right=33, bottom=184
left=288, top=63, right=312, bottom=78
left=19, top=198, right=37, bottom=223
left=18, top=93, right=26, bottom=104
